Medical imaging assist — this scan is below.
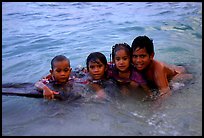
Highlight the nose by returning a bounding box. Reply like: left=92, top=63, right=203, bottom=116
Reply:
left=136, top=57, right=142, bottom=63
left=93, top=67, right=100, bottom=73
left=60, top=71, right=66, bottom=76
left=119, top=60, right=124, bottom=65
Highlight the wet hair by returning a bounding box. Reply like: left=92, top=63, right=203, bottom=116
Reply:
left=51, top=55, right=70, bottom=70
left=86, top=52, right=107, bottom=71
left=131, top=35, right=154, bottom=55
left=111, top=43, right=131, bottom=62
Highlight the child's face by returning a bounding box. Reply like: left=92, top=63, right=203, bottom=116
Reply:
left=132, top=47, right=154, bottom=71
left=50, top=60, right=72, bottom=83
left=114, top=49, right=130, bottom=72
left=88, top=60, right=106, bottom=80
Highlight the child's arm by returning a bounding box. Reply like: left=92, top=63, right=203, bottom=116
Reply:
left=35, top=81, right=59, bottom=100
left=89, top=83, right=106, bottom=99
left=140, top=84, right=153, bottom=97
left=153, top=63, right=171, bottom=95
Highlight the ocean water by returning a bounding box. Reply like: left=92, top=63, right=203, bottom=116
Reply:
left=2, top=2, right=202, bottom=136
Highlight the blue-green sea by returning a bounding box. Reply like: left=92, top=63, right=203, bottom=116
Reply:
left=2, top=2, right=202, bottom=136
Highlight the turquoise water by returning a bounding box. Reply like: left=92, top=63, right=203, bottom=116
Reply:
left=2, top=2, right=202, bottom=136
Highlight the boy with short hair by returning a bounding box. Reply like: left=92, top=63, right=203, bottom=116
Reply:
left=131, top=35, right=192, bottom=96
left=35, top=55, right=81, bottom=100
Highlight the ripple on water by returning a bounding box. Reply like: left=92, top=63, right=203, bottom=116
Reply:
left=2, top=2, right=202, bottom=136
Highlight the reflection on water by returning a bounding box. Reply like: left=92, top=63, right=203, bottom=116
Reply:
left=2, top=2, right=202, bottom=136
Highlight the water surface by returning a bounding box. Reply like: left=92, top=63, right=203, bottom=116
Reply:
left=2, top=2, right=202, bottom=136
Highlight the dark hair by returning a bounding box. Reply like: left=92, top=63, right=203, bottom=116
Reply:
left=51, top=55, right=70, bottom=70
left=86, top=52, right=107, bottom=71
left=131, top=35, right=154, bottom=55
left=111, top=43, right=131, bottom=62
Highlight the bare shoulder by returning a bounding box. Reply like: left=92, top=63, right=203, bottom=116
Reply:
left=153, top=60, right=177, bottom=78
left=153, top=60, right=164, bottom=71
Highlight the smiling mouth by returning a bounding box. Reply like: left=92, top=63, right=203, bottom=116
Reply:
left=93, top=74, right=101, bottom=77
left=137, top=64, right=142, bottom=67
left=136, top=64, right=144, bottom=69
left=119, top=66, right=126, bottom=69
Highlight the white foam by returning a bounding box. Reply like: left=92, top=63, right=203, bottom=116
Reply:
left=171, top=82, right=185, bottom=91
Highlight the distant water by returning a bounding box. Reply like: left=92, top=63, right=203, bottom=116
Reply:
left=2, top=2, right=202, bottom=136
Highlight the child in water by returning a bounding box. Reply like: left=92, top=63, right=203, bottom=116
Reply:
left=35, top=55, right=81, bottom=100
left=131, top=35, right=193, bottom=96
left=83, top=52, right=118, bottom=100
left=108, top=43, right=152, bottom=96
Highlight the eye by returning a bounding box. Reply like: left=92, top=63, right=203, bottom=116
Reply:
left=89, top=65, right=94, bottom=69
left=140, top=55, right=145, bottom=58
left=64, top=68, right=69, bottom=72
left=123, top=57, right=128, bottom=60
left=115, top=57, right=120, bottom=61
left=56, top=69, right=61, bottom=73
left=98, top=64, right=103, bottom=68
left=132, top=55, right=137, bottom=58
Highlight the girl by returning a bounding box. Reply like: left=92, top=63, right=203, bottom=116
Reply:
left=83, top=52, right=117, bottom=100
left=108, top=43, right=152, bottom=97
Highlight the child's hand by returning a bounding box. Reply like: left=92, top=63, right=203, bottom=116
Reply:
left=43, top=86, right=59, bottom=100
left=43, top=74, right=52, bottom=80
left=120, top=86, right=130, bottom=96
left=142, top=94, right=156, bottom=101
left=159, top=90, right=171, bottom=100
left=159, top=87, right=171, bottom=97
left=96, top=89, right=106, bottom=99
left=35, top=81, right=59, bottom=99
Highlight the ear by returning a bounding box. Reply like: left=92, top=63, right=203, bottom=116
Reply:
left=70, top=68, right=72, bottom=72
left=112, top=59, right=115, bottom=63
left=49, top=70, right=53, bottom=74
left=150, top=52, right=154, bottom=60
left=105, top=65, right=108, bottom=71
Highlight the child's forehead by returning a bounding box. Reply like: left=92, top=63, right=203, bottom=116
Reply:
left=134, top=47, right=147, bottom=53
left=115, top=49, right=129, bottom=56
left=53, top=60, right=70, bottom=66
left=88, top=59, right=103, bottom=65
left=115, top=48, right=128, bottom=53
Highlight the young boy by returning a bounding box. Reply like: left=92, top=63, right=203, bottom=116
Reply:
left=131, top=35, right=192, bottom=96
left=35, top=55, right=81, bottom=100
